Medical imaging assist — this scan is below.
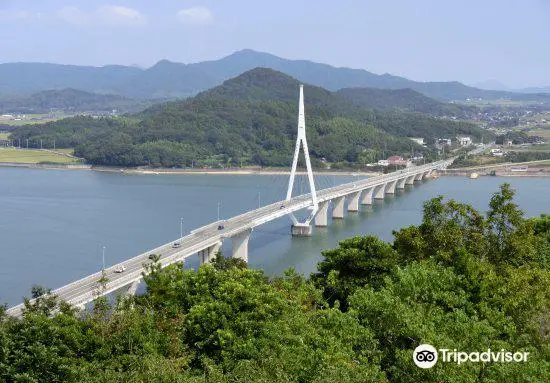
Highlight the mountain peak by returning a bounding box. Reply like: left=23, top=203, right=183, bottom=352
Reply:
left=150, top=59, right=184, bottom=70
left=230, top=49, right=275, bottom=57
left=196, top=67, right=302, bottom=102
left=228, top=67, right=297, bottom=86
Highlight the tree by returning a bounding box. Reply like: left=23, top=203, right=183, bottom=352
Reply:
left=312, top=235, right=401, bottom=310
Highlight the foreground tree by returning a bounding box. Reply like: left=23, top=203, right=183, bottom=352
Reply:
left=1, top=184, right=548, bottom=382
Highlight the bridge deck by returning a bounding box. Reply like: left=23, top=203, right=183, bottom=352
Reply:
left=7, top=159, right=453, bottom=317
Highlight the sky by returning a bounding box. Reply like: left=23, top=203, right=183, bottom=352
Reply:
left=1, top=0, right=549, bottom=88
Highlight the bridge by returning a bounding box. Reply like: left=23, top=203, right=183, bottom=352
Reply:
left=6, top=86, right=455, bottom=317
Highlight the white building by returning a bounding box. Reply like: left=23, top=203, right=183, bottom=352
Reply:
left=491, top=148, right=504, bottom=157
left=457, top=136, right=472, bottom=147
left=409, top=137, right=425, bottom=146
left=377, top=159, right=389, bottom=167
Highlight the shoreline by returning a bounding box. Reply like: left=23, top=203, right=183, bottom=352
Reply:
left=3, top=161, right=550, bottom=178
left=0, top=162, right=381, bottom=176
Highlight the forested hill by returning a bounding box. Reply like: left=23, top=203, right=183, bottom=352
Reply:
left=189, top=68, right=487, bottom=139
left=10, top=68, right=490, bottom=168
left=337, top=87, right=475, bottom=117
left=192, top=67, right=367, bottom=117
left=0, top=89, right=151, bottom=114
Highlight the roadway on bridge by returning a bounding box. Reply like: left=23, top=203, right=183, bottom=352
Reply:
left=7, top=158, right=452, bottom=316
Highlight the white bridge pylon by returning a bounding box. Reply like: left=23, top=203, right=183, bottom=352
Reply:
left=285, top=84, right=318, bottom=227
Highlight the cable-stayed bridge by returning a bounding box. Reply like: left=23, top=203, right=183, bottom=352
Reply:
left=6, top=85, right=457, bottom=317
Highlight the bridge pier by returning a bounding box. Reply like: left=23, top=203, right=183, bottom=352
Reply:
left=385, top=180, right=397, bottom=194
left=414, top=172, right=424, bottom=181
left=314, top=200, right=330, bottom=227
left=291, top=223, right=312, bottom=236
left=396, top=177, right=407, bottom=189
left=232, top=229, right=251, bottom=263
left=199, top=241, right=222, bottom=264
left=361, top=187, right=374, bottom=205
left=347, top=191, right=361, bottom=212
left=374, top=183, right=386, bottom=199
left=123, top=279, right=140, bottom=297
left=332, top=196, right=345, bottom=219
left=405, top=175, right=416, bottom=185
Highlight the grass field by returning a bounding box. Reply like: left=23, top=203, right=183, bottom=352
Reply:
left=0, top=113, right=70, bottom=126
left=0, top=148, right=80, bottom=164
left=54, top=148, right=75, bottom=156
left=528, top=128, right=550, bottom=138
left=510, top=144, right=550, bottom=151
left=0, top=132, right=9, bottom=140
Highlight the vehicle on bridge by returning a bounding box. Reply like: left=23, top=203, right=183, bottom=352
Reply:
left=114, top=265, right=126, bottom=273
left=172, top=242, right=181, bottom=248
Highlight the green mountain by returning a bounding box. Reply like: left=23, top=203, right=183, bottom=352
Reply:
left=0, top=62, right=140, bottom=94
left=336, top=87, right=474, bottom=117
left=0, top=88, right=150, bottom=114
left=10, top=68, right=490, bottom=167
left=2, top=50, right=550, bottom=103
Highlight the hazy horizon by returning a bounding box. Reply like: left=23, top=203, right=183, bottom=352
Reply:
left=1, top=0, right=550, bottom=88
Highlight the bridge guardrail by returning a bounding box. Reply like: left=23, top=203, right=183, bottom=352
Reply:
left=6, top=157, right=457, bottom=317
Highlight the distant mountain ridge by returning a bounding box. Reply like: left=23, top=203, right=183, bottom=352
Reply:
left=0, top=62, right=141, bottom=95
left=2, top=50, right=549, bottom=103
left=336, top=87, right=474, bottom=117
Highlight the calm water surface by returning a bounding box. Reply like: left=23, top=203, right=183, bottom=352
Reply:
left=1, top=167, right=549, bottom=306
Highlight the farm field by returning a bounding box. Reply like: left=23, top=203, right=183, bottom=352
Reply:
left=528, top=128, right=550, bottom=138
left=0, top=148, right=80, bottom=164
left=0, top=113, right=69, bottom=126
left=510, top=143, right=550, bottom=151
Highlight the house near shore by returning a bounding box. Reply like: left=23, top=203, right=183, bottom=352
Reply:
left=387, top=155, right=410, bottom=166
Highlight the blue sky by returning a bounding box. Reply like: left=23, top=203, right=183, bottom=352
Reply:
left=1, top=0, right=549, bottom=88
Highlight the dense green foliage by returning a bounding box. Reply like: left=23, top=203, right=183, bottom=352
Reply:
left=0, top=89, right=151, bottom=114
left=451, top=151, right=550, bottom=168
left=495, top=131, right=543, bottom=145
left=9, top=69, right=489, bottom=168
left=0, top=184, right=548, bottom=382
left=337, top=87, right=475, bottom=117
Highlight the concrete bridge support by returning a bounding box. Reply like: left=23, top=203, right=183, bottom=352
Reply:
left=405, top=175, right=416, bottom=185
left=123, top=279, right=140, bottom=297
left=232, top=229, right=251, bottom=263
left=414, top=172, right=424, bottom=181
left=314, top=201, right=330, bottom=227
left=360, top=187, right=374, bottom=205
left=347, top=191, right=361, bottom=212
left=291, top=224, right=312, bottom=236
left=396, top=177, right=407, bottom=189
left=374, top=183, right=386, bottom=199
left=199, top=241, right=222, bottom=264
left=385, top=180, right=397, bottom=194
left=332, top=196, right=345, bottom=219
